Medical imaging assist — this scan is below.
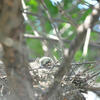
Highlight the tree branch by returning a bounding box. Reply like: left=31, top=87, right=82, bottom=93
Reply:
left=43, top=4, right=100, bottom=99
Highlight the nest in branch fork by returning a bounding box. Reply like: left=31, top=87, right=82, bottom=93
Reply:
left=29, top=57, right=100, bottom=99
left=0, top=57, right=100, bottom=99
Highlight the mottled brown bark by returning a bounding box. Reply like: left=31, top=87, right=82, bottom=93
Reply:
left=0, top=0, right=34, bottom=100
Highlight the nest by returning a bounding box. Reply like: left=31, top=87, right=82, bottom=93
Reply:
left=0, top=57, right=100, bottom=100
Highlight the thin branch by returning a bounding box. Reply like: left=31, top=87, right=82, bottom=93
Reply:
left=44, top=4, right=100, bottom=98
left=87, top=87, right=100, bottom=92
left=24, top=34, right=59, bottom=42
left=82, top=28, right=91, bottom=56
left=57, top=3, right=78, bottom=28
left=71, top=60, right=99, bottom=66
left=23, top=11, right=42, bottom=17
left=40, top=0, right=65, bottom=57
left=69, top=4, right=100, bottom=59
left=24, top=34, right=100, bottom=49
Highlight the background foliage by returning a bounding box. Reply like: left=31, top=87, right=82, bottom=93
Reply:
left=24, top=0, right=100, bottom=63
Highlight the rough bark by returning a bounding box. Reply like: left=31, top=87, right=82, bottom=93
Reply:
left=0, top=0, right=34, bottom=100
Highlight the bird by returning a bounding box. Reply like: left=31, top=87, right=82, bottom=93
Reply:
left=39, top=57, right=54, bottom=68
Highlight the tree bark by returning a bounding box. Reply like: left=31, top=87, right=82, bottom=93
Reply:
left=0, top=0, right=34, bottom=100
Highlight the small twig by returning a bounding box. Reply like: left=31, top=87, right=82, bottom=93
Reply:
left=71, top=60, right=98, bottom=66
left=87, top=71, right=100, bottom=81
left=82, top=28, right=91, bottom=56
left=48, top=59, right=100, bottom=74
left=87, top=86, right=100, bottom=91
left=23, top=11, right=42, bottom=17
left=40, top=0, right=64, bottom=57
left=57, top=3, right=78, bottom=28
left=69, top=4, right=100, bottom=60
left=24, top=34, right=100, bottom=50
left=24, top=34, right=59, bottom=42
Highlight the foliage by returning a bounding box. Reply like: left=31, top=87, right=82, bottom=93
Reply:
left=24, top=0, right=100, bottom=62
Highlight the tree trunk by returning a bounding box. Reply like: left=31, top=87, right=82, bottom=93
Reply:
left=0, top=0, right=34, bottom=100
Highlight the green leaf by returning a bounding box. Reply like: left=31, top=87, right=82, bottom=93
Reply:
left=44, top=0, right=58, bottom=16
left=75, top=50, right=83, bottom=61
left=96, top=76, right=100, bottom=82
left=26, top=39, right=43, bottom=57
left=79, top=9, right=92, bottom=23
left=26, top=0, right=38, bottom=12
